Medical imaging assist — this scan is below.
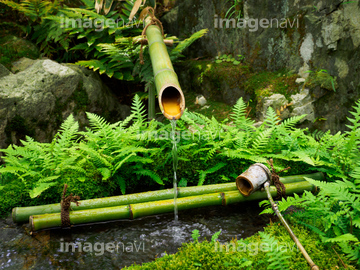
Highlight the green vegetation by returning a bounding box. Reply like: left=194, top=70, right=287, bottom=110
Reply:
left=225, top=0, right=243, bottom=19
left=0, top=35, right=40, bottom=69
left=244, top=70, right=299, bottom=101
left=305, top=69, right=338, bottom=92
left=1, top=96, right=359, bottom=267
left=214, top=53, right=244, bottom=65
left=125, top=223, right=355, bottom=269
left=0, top=0, right=206, bottom=87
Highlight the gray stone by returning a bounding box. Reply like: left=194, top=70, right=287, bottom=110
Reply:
left=258, top=94, right=289, bottom=121
left=0, top=59, right=130, bottom=149
left=290, top=88, right=315, bottom=123
left=295, top=78, right=306, bottom=84
left=0, top=64, right=10, bottom=78
left=11, top=57, right=37, bottom=73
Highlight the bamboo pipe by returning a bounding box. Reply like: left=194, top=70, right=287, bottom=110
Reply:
left=30, top=181, right=316, bottom=231
left=264, top=182, right=320, bottom=270
left=13, top=173, right=324, bottom=223
left=144, top=17, right=185, bottom=120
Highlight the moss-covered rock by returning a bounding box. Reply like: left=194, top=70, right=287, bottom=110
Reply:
left=0, top=59, right=130, bottom=149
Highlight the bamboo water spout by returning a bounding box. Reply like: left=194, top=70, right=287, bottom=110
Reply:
left=144, top=17, right=185, bottom=120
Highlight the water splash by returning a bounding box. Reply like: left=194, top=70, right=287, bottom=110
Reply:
left=170, top=119, right=178, bottom=222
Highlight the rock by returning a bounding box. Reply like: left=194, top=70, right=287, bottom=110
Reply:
left=295, top=78, right=306, bottom=84
left=11, top=57, right=37, bottom=73
left=0, top=59, right=130, bottom=149
left=258, top=94, right=289, bottom=121
left=195, top=95, right=207, bottom=106
left=289, top=89, right=315, bottom=123
left=0, top=64, right=10, bottom=78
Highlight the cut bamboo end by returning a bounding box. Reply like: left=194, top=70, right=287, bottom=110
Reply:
left=12, top=207, right=17, bottom=223
left=159, top=84, right=185, bottom=120
left=236, top=163, right=271, bottom=196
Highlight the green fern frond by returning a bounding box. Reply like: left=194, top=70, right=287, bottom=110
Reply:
left=252, top=128, right=274, bottom=154
left=230, top=97, right=255, bottom=131
left=197, top=162, right=226, bottom=186
left=134, top=169, right=163, bottom=185
left=170, top=29, right=208, bottom=61
left=264, top=106, right=280, bottom=128
left=131, top=94, right=146, bottom=124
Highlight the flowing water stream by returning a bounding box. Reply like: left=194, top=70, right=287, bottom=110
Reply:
left=170, top=119, right=178, bottom=222
left=0, top=202, right=269, bottom=269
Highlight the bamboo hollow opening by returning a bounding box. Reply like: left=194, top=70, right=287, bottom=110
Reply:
left=159, top=85, right=185, bottom=120
left=236, top=163, right=271, bottom=196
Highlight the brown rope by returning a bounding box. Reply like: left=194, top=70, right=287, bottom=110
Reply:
left=60, top=184, right=80, bottom=228
left=139, top=7, right=164, bottom=65
left=266, top=159, right=290, bottom=198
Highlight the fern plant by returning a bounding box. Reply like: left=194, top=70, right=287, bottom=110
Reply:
left=259, top=231, right=291, bottom=270
left=0, top=114, right=82, bottom=198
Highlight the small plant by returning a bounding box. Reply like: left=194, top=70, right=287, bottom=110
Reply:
left=225, top=0, right=243, bottom=19
left=191, top=229, right=200, bottom=242
left=305, top=69, right=337, bottom=92
left=214, top=53, right=243, bottom=65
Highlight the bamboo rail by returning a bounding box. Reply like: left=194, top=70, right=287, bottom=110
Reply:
left=30, top=180, right=316, bottom=231
left=13, top=173, right=324, bottom=223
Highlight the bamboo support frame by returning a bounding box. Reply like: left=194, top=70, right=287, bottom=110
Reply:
left=13, top=173, right=324, bottom=223
left=264, top=182, right=320, bottom=270
left=145, top=17, right=185, bottom=120
left=30, top=180, right=316, bottom=232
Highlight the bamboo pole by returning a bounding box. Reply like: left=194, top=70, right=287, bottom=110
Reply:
left=148, top=82, right=156, bottom=120
left=30, top=181, right=316, bottom=231
left=264, top=182, right=319, bottom=270
left=13, top=172, right=324, bottom=223
left=145, top=17, right=185, bottom=120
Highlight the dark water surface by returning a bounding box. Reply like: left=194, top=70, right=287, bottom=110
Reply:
left=0, top=202, right=270, bottom=269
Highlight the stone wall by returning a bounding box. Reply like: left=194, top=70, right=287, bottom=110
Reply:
left=163, top=0, right=360, bottom=132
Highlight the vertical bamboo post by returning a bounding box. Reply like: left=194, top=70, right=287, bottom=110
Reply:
left=144, top=17, right=185, bottom=120
left=148, top=82, right=156, bottom=120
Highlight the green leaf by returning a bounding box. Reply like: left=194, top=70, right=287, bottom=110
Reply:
left=98, top=167, right=112, bottom=181
left=325, top=234, right=359, bottom=243
left=191, top=229, right=200, bottom=242
left=29, top=182, right=57, bottom=198
left=211, top=229, right=222, bottom=243
left=178, top=178, right=187, bottom=187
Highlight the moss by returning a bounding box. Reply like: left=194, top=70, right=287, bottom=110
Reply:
left=125, top=222, right=356, bottom=270
left=0, top=35, right=40, bottom=69
left=72, top=80, right=89, bottom=113
left=186, top=60, right=251, bottom=91
left=245, top=70, right=299, bottom=102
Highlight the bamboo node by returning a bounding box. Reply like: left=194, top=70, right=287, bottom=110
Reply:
left=60, top=184, right=80, bottom=228
left=266, top=159, right=290, bottom=199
